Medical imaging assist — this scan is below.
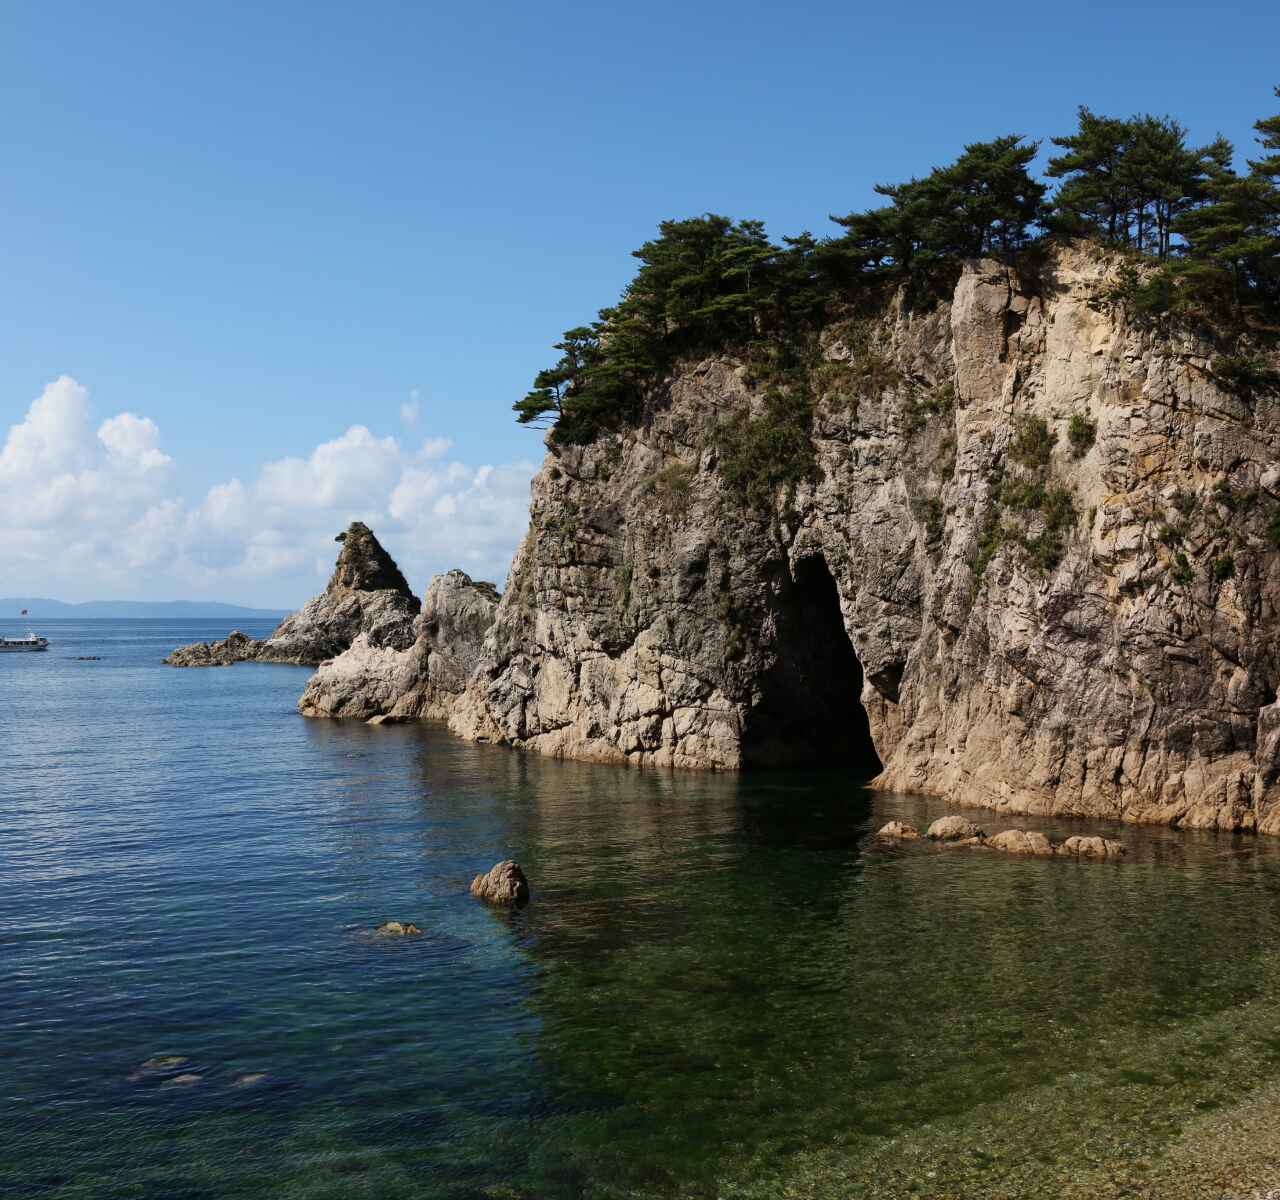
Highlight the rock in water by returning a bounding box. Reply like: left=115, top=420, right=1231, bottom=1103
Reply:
left=298, top=569, right=500, bottom=721
left=469, top=860, right=530, bottom=906
left=986, top=829, right=1056, bottom=857
left=1059, top=835, right=1126, bottom=859
left=927, top=815, right=985, bottom=842
left=129, top=1054, right=188, bottom=1079
left=165, top=522, right=419, bottom=667
left=165, top=629, right=262, bottom=667
left=875, top=820, right=921, bottom=840
left=376, top=921, right=422, bottom=935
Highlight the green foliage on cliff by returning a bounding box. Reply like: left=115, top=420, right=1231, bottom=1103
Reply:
left=517, top=87, right=1280, bottom=481
left=1045, top=109, right=1230, bottom=259
left=1009, top=416, right=1056, bottom=468
left=516, top=137, right=1045, bottom=449
left=717, top=383, right=819, bottom=511
left=830, top=135, right=1046, bottom=303
left=1068, top=413, right=1097, bottom=456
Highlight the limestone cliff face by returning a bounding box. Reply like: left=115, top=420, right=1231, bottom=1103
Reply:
left=166, top=522, right=419, bottom=667
left=298, top=570, right=499, bottom=719
left=446, top=244, right=1280, bottom=834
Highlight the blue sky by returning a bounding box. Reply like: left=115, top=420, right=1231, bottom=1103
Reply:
left=2, top=0, right=1277, bottom=605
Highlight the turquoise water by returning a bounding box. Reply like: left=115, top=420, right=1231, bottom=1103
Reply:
left=5, top=620, right=1280, bottom=1198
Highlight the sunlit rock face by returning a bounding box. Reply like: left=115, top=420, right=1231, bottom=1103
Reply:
left=166, top=521, right=420, bottom=668
left=441, top=243, right=1280, bottom=835
left=298, top=569, right=499, bottom=720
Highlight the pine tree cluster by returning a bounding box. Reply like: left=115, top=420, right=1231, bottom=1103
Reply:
left=516, top=89, right=1280, bottom=446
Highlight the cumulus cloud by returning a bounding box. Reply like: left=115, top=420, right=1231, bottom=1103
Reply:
left=399, top=389, right=421, bottom=427
left=0, top=376, right=536, bottom=605
left=0, top=375, right=92, bottom=480
left=97, top=413, right=172, bottom=472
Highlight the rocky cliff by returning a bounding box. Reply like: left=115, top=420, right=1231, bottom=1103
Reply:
left=435, top=243, right=1280, bottom=834
left=297, top=569, right=499, bottom=719
left=166, top=521, right=419, bottom=667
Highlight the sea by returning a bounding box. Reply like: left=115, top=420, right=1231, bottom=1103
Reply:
left=5, top=619, right=1280, bottom=1199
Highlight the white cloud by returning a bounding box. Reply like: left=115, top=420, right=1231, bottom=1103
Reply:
left=256, top=425, right=401, bottom=511
left=0, top=376, right=536, bottom=606
left=98, top=413, right=172, bottom=472
left=400, top=389, right=421, bottom=427
left=417, top=435, right=451, bottom=460
left=0, top=375, right=92, bottom=480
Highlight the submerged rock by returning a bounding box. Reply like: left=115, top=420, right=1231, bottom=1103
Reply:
left=232, top=1073, right=268, bottom=1087
left=376, top=921, right=422, bottom=936
left=166, top=522, right=419, bottom=668
left=927, top=815, right=985, bottom=842
left=163, top=1073, right=202, bottom=1087
left=1059, top=835, right=1127, bottom=859
left=986, top=829, right=1057, bottom=857
left=469, top=860, right=530, bottom=906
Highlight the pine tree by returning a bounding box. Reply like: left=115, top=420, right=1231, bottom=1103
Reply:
left=1046, top=108, right=1133, bottom=243
left=1249, top=85, right=1280, bottom=181
left=831, top=135, right=1044, bottom=300
left=1168, top=89, right=1280, bottom=316
left=1047, top=108, right=1225, bottom=257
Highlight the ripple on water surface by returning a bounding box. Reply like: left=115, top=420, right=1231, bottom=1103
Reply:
left=4, top=619, right=1280, bottom=1199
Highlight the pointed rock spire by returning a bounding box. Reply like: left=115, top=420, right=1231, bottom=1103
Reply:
left=166, top=523, right=419, bottom=667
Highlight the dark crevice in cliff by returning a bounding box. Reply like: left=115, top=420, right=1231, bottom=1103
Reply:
left=741, top=555, right=882, bottom=770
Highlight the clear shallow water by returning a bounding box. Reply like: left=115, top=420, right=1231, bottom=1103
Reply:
left=5, top=621, right=1280, bottom=1198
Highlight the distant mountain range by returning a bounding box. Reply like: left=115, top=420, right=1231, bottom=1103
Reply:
left=1, top=598, right=289, bottom=619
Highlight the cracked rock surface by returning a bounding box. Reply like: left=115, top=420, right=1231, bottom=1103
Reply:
left=437, top=243, right=1280, bottom=835
left=297, top=570, right=499, bottom=720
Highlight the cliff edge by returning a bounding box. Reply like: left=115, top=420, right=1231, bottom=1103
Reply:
left=438, top=243, right=1280, bottom=833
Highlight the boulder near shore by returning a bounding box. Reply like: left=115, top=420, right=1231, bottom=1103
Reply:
left=469, top=860, right=530, bottom=906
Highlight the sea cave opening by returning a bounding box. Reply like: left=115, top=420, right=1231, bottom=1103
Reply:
left=741, top=554, right=882, bottom=771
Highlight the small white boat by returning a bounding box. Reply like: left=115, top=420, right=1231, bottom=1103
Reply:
left=1, top=632, right=49, bottom=652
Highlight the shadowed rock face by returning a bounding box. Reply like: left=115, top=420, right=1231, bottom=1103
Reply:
left=297, top=569, right=500, bottom=719
left=165, top=522, right=419, bottom=667
left=436, top=242, right=1280, bottom=836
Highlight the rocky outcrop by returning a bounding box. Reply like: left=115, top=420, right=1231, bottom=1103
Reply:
left=165, top=630, right=261, bottom=667
left=875, top=820, right=921, bottom=841
left=469, top=859, right=530, bottom=906
left=986, top=828, right=1056, bottom=857
left=927, top=815, right=986, bottom=841
left=437, top=242, right=1280, bottom=836
left=166, top=522, right=419, bottom=667
left=297, top=570, right=499, bottom=719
